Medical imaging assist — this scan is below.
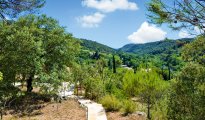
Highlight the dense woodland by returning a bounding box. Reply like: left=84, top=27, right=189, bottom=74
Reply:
left=0, top=0, right=205, bottom=120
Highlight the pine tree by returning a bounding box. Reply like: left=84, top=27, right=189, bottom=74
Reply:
left=113, top=55, right=116, bottom=73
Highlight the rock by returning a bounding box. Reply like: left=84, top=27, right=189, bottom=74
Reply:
left=135, top=111, right=146, bottom=116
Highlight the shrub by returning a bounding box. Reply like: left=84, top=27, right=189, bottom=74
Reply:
left=100, top=95, right=121, bottom=112
left=122, top=100, right=136, bottom=115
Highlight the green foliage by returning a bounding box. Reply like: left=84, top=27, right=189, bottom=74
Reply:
left=151, top=96, right=168, bottom=120
left=84, top=77, right=105, bottom=100
left=147, top=0, right=205, bottom=33
left=122, top=99, right=136, bottom=115
left=100, top=95, right=121, bottom=112
left=0, top=15, right=80, bottom=92
left=122, top=70, right=138, bottom=97
left=114, top=55, right=122, bottom=67
left=182, top=36, right=205, bottom=65
left=119, top=38, right=193, bottom=55
left=0, top=80, right=20, bottom=112
left=123, top=69, right=169, bottom=119
left=80, top=39, right=115, bottom=53
left=168, top=63, right=205, bottom=120
left=81, top=63, right=107, bottom=100
left=135, top=70, right=167, bottom=101
left=160, top=50, right=181, bottom=80
left=123, top=69, right=168, bottom=98
left=136, top=70, right=168, bottom=119
left=103, top=68, right=127, bottom=99
left=147, top=0, right=171, bottom=25
left=165, top=36, right=205, bottom=120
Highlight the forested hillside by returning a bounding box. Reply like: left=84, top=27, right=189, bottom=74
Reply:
left=80, top=39, right=116, bottom=53
left=80, top=38, right=193, bottom=56
left=119, top=38, right=193, bottom=55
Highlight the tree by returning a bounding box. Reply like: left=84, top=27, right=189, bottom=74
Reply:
left=136, top=70, right=167, bottom=120
left=168, top=63, right=205, bottom=120
left=108, top=58, right=112, bottom=70
left=114, top=55, right=122, bottom=67
left=167, top=36, right=205, bottom=119
left=165, top=35, right=205, bottom=119
left=130, top=58, right=140, bottom=73
left=71, top=63, right=87, bottom=96
left=92, top=51, right=100, bottom=60
left=112, top=55, right=116, bottom=73
left=82, top=65, right=106, bottom=100
left=122, top=70, right=138, bottom=97
left=161, top=50, right=175, bottom=80
left=182, top=36, right=205, bottom=66
left=0, top=0, right=45, bottom=21
left=123, top=69, right=168, bottom=120
left=147, top=0, right=205, bottom=35
left=0, top=15, right=80, bottom=92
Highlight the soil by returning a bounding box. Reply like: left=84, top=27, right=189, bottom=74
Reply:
left=4, top=99, right=86, bottom=120
left=107, top=112, right=146, bottom=120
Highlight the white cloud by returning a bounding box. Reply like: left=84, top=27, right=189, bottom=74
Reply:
left=179, top=24, right=205, bottom=38
left=178, top=26, right=205, bottom=38
left=77, top=12, right=105, bottom=28
left=128, top=22, right=167, bottom=43
left=178, top=30, right=192, bottom=38
left=82, top=0, right=138, bottom=13
left=78, top=0, right=138, bottom=28
left=194, top=26, right=205, bottom=34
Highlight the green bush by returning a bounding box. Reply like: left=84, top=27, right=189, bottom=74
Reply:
left=100, top=95, right=121, bottom=112
left=122, top=100, right=136, bottom=115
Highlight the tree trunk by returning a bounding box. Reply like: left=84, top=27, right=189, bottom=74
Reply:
left=76, top=84, right=79, bottom=96
left=26, top=75, right=33, bottom=92
left=113, top=55, right=116, bottom=73
left=108, top=59, right=112, bottom=70
left=80, top=83, right=82, bottom=96
left=134, top=67, right=137, bottom=74
left=147, top=96, right=151, bottom=120
left=168, top=65, right=171, bottom=80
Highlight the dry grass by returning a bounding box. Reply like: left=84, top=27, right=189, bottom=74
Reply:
left=107, top=112, right=146, bottom=120
left=4, top=99, right=86, bottom=120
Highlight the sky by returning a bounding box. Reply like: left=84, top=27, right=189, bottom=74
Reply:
left=41, top=0, right=190, bottom=48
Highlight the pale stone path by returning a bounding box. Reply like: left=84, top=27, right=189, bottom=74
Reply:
left=56, top=82, right=107, bottom=120
left=78, top=99, right=107, bottom=120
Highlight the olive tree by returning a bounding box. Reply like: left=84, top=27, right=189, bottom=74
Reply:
left=0, top=15, right=80, bottom=92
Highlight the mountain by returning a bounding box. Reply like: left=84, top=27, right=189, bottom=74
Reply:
left=119, top=38, right=193, bottom=55
left=80, top=39, right=116, bottom=53
left=79, top=38, right=194, bottom=55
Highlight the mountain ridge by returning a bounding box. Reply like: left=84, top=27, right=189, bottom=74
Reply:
left=119, top=38, right=193, bottom=55
left=80, top=38, right=116, bottom=53
left=80, top=38, right=194, bottom=55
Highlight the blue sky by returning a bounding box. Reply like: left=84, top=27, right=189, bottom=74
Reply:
left=41, top=0, right=184, bottom=48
